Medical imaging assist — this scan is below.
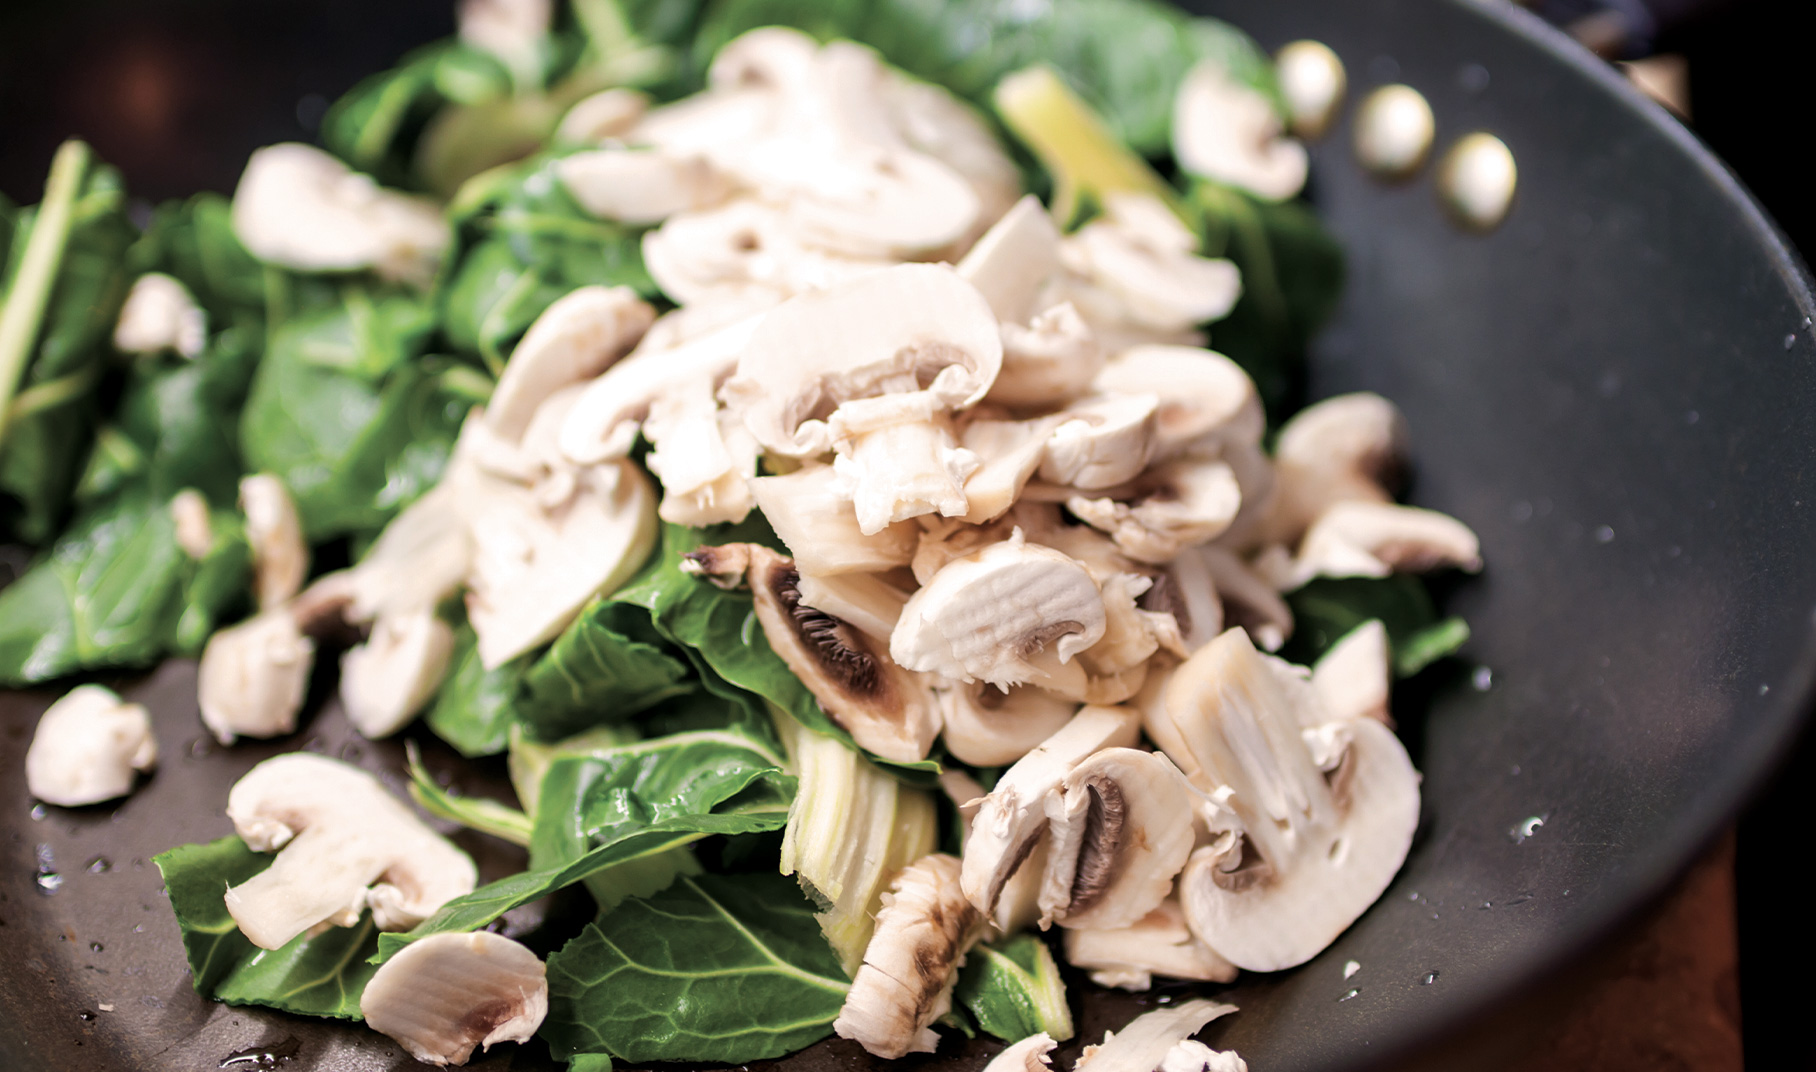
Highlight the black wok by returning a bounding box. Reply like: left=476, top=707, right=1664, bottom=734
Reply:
left=3, top=0, right=1813, bottom=1069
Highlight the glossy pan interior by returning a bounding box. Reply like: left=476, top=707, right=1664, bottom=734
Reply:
left=4, top=0, right=1814, bottom=1068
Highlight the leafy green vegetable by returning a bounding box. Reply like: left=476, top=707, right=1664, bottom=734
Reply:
left=405, top=742, right=534, bottom=845
left=518, top=597, right=695, bottom=741
left=0, top=494, right=250, bottom=684
left=0, top=141, right=137, bottom=543
left=425, top=625, right=530, bottom=757
left=323, top=41, right=522, bottom=191
left=1280, top=575, right=1471, bottom=678
left=131, top=194, right=269, bottom=334
left=239, top=289, right=465, bottom=541
left=442, top=153, right=655, bottom=375
left=692, top=0, right=1278, bottom=156
left=542, top=872, right=849, bottom=1065
left=375, top=698, right=793, bottom=960
left=154, top=836, right=379, bottom=1019
left=953, top=933, right=1075, bottom=1043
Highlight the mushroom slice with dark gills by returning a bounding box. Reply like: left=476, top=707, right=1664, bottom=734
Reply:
left=1159, top=627, right=1420, bottom=972
left=682, top=543, right=940, bottom=762
left=833, top=852, right=983, bottom=1058
left=1037, top=746, right=1196, bottom=931
left=959, top=704, right=1141, bottom=919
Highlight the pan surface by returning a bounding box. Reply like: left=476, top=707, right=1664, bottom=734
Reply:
left=3, top=0, right=1813, bottom=1069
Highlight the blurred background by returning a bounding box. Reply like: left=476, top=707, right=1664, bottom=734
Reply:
left=1, top=0, right=1810, bottom=1066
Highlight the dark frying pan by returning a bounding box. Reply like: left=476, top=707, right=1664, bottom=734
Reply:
left=4, top=0, right=1813, bottom=1069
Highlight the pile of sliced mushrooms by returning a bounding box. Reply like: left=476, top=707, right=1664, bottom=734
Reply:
left=24, top=20, right=1483, bottom=1071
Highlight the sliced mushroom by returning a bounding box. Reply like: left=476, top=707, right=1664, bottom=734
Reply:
left=937, top=681, right=1077, bottom=768
left=957, top=194, right=1063, bottom=324
left=995, top=302, right=1105, bottom=409
left=879, top=70, right=1023, bottom=247
left=982, top=1033, right=1057, bottom=1072
left=1152, top=546, right=1224, bottom=652
left=1039, top=394, right=1160, bottom=490
left=722, top=263, right=1002, bottom=458
left=748, top=463, right=918, bottom=575
left=961, top=415, right=1064, bottom=524
left=1038, top=746, right=1195, bottom=930
left=1263, top=392, right=1407, bottom=545
left=361, top=931, right=548, bottom=1067
left=485, top=285, right=655, bottom=444
left=25, top=685, right=158, bottom=807
left=1071, top=999, right=1239, bottom=1072
left=556, top=148, right=732, bottom=225
left=832, top=853, right=983, bottom=1059
left=827, top=391, right=980, bottom=534
left=554, top=87, right=649, bottom=144
left=341, top=608, right=457, bottom=739
left=891, top=530, right=1106, bottom=689
left=344, top=480, right=474, bottom=625
left=794, top=569, right=909, bottom=643
left=1062, top=896, right=1238, bottom=990
left=959, top=704, right=1141, bottom=918
left=683, top=543, right=940, bottom=762
left=240, top=474, right=307, bottom=609
left=197, top=608, right=315, bottom=745
left=1091, top=345, right=1263, bottom=461
left=1291, top=501, right=1483, bottom=584
left=457, top=0, right=550, bottom=84
left=1059, top=192, right=1241, bottom=338
left=1173, top=60, right=1309, bottom=202
left=231, top=143, right=449, bottom=286
left=1312, top=620, right=1392, bottom=726
left=642, top=373, right=761, bottom=525
left=1161, top=1040, right=1250, bottom=1072
left=113, top=272, right=206, bottom=359
left=466, top=459, right=658, bottom=668
left=169, top=489, right=214, bottom=560
left=224, top=753, right=477, bottom=949
left=1074, top=571, right=1173, bottom=680
left=1068, top=457, right=1244, bottom=564
left=639, top=197, right=889, bottom=308
left=1160, top=628, right=1420, bottom=971
left=1195, top=545, right=1294, bottom=652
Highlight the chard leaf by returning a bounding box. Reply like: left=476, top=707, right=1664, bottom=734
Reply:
left=1281, top=575, right=1471, bottom=678
left=132, top=194, right=268, bottom=332
left=426, top=625, right=529, bottom=758
left=375, top=701, right=793, bottom=961
left=323, top=41, right=516, bottom=190
left=953, top=933, right=1075, bottom=1043
left=541, top=872, right=849, bottom=1064
left=518, top=598, right=695, bottom=741
left=405, top=742, right=533, bottom=846
left=154, top=836, right=379, bottom=1019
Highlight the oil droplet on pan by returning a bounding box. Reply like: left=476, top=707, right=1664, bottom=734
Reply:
left=1338, top=988, right=1361, bottom=1002
left=1355, top=84, right=1435, bottom=179
left=1422, top=971, right=1441, bottom=985
left=1276, top=40, right=1347, bottom=138
left=1510, top=815, right=1546, bottom=843
left=1438, top=132, right=1518, bottom=231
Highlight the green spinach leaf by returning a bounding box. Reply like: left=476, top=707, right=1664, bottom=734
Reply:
left=132, top=194, right=269, bottom=333
left=541, top=872, right=849, bottom=1064
left=405, top=741, right=534, bottom=845
left=154, top=836, right=379, bottom=1019
left=1280, top=575, right=1471, bottom=678
left=953, top=933, right=1074, bottom=1043
left=518, top=597, right=695, bottom=741
left=426, top=625, right=530, bottom=758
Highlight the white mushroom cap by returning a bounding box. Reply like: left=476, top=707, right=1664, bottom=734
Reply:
left=981, top=1033, right=1057, bottom=1072
left=1039, top=394, right=1160, bottom=490
left=1061, top=193, right=1242, bottom=336
left=1068, top=457, right=1245, bottom=564
left=1072, top=999, right=1239, bottom=1072
left=959, top=704, right=1141, bottom=918
left=1311, top=620, right=1392, bottom=725
left=555, top=87, right=649, bottom=144
left=1275, top=40, right=1348, bottom=139
left=113, top=272, right=206, bottom=359
left=361, top=931, right=548, bottom=1067
left=1037, top=746, right=1196, bottom=931
left=231, top=143, right=449, bottom=286
left=25, top=685, right=158, bottom=807
left=1092, top=345, right=1264, bottom=460
left=1160, top=628, right=1420, bottom=971
left=169, top=489, right=215, bottom=560
left=1062, top=896, right=1238, bottom=991
left=466, top=458, right=658, bottom=668
left=832, top=853, right=982, bottom=1059
left=891, top=529, right=1106, bottom=689
left=1265, top=391, right=1407, bottom=544
left=240, top=474, right=307, bottom=609
left=341, top=608, right=457, bottom=739
left=224, top=754, right=477, bottom=949
left=937, top=681, right=1077, bottom=768
left=748, top=463, right=918, bottom=575
left=556, top=148, right=731, bottom=225
left=486, top=286, right=655, bottom=444
left=1291, top=500, right=1483, bottom=584
left=197, top=609, right=315, bottom=745
left=1173, top=60, right=1309, bottom=201
left=722, top=263, right=1003, bottom=457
